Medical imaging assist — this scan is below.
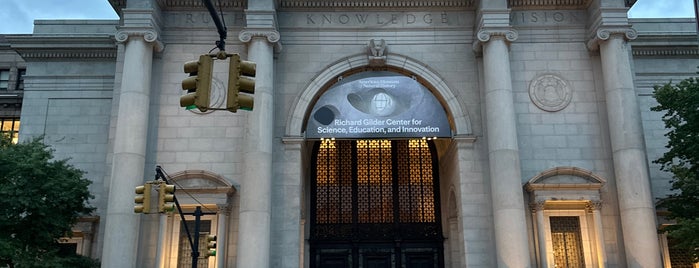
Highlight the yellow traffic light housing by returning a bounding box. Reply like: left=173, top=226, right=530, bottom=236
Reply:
left=181, top=55, right=213, bottom=112
left=158, top=183, right=176, bottom=213
left=205, top=234, right=217, bottom=257
left=134, top=184, right=152, bottom=214
left=226, top=53, right=256, bottom=113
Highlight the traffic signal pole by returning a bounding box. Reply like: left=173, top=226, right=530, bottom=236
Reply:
left=156, top=166, right=216, bottom=268
left=202, top=0, right=227, bottom=51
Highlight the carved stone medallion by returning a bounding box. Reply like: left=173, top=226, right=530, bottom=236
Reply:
left=528, top=74, right=572, bottom=112
left=187, top=76, right=225, bottom=115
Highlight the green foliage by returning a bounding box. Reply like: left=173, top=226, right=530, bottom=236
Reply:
left=0, top=135, right=98, bottom=267
left=652, top=75, right=699, bottom=262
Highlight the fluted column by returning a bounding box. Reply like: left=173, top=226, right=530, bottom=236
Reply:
left=477, top=28, right=531, bottom=267
left=101, top=27, right=162, bottom=268
left=236, top=29, right=279, bottom=268
left=589, top=27, right=662, bottom=267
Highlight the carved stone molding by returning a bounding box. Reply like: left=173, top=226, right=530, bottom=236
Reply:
left=115, top=28, right=164, bottom=52
left=632, top=46, right=699, bottom=57
left=586, top=27, right=638, bottom=51
left=279, top=0, right=475, bottom=9
left=19, top=50, right=117, bottom=59
left=508, top=0, right=591, bottom=8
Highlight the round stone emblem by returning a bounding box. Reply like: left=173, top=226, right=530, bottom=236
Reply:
left=188, top=76, right=225, bottom=115
left=529, top=74, right=572, bottom=112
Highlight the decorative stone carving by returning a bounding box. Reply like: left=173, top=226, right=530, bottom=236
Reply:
left=188, top=77, right=226, bottom=115
left=238, top=29, right=281, bottom=43
left=528, top=74, right=572, bottom=112
left=530, top=201, right=546, bottom=213
left=472, top=28, right=518, bottom=53
left=586, top=200, right=603, bottom=212
left=586, top=27, right=638, bottom=51
left=367, top=39, right=387, bottom=66
left=238, top=29, right=282, bottom=52
left=115, top=28, right=164, bottom=52
left=476, top=29, right=519, bottom=43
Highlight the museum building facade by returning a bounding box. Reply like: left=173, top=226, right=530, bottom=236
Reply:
left=2, top=0, right=699, bottom=267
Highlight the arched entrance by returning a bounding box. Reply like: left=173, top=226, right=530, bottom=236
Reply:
left=309, top=139, right=444, bottom=268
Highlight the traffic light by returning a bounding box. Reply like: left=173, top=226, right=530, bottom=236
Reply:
left=158, top=182, right=176, bottom=213
left=181, top=54, right=213, bottom=112
left=134, top=184, right=152, bottom=214
left=226, top=53, right=256, bottom=113
left=205, top=234, right=217, bottom=257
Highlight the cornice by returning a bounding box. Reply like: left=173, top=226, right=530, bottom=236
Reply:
left=109, top=0, right=247, bottom=12
left=279, top=0, right=475, bottom=9
left=631, top=46, right=699, bottom=57
left=508, top=0, right=592, bottom=9
left=18, top=50, right=117, bottom=60
left=7, top=35, right=117, bottom=60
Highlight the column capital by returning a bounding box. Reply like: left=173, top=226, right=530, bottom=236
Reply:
left=472, top=28, right=518, bottom=53
left=115, top=27, right=164, bottom=52
left=586, top=200, right=603, bottom=212
left=238, top=29, right=283, bottom=52
left=586, top=27, right=637, bottom=51
left=529, top=201, right=546, bottom=213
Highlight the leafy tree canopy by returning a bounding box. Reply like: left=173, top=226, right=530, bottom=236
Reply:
left=652, top=75, right=699, bottom=262
left=0, top=135, right=98, bottom=268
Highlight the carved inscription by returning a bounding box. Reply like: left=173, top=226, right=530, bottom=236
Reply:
left=165, top=12, right=246, bottom=28
left=510, top=11, right=586, bottom=26
left=279, top=12, right=469, bottom=28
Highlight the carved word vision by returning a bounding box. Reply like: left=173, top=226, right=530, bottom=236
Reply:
left=510, top=11, right=586, bottom=26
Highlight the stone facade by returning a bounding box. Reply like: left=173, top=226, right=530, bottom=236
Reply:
left=1, top=0, right=698, bottom=267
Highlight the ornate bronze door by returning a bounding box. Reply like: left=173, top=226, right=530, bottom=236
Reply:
left=310, top=139, right=444, bottom=268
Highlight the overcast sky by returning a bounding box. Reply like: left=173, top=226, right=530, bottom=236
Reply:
left=0, top=0, right=696, bottom=34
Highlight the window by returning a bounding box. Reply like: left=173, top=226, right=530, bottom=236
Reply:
left=177, top=220, right=212, bottom=268
left=0, top=70, right=9, bottom=90
left=0, top=118, right=20, bottom=144
left=16, top=69, right=25, bottom=90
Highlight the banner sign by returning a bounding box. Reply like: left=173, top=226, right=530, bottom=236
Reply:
left=306, top=71, right=451, bottom=139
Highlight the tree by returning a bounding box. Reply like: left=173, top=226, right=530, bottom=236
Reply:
left=652, top=75, right=699, bottom=262
left=0, top=135, right=98, bottom=268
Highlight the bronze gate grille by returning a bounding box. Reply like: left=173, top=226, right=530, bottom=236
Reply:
left=310, top=139, right=443, bottom=268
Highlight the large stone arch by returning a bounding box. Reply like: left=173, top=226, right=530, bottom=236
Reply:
left=285, top=53, right=472, bottom=137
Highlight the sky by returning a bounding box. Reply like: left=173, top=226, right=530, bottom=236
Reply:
left=0, top=0, right=696, bottom=34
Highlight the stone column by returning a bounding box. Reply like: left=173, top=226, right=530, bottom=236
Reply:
left=532, top=202, right=548, bottom=268
left=235, top=28, right=279, bottom=268
left=216, top=205, right=229, bottom=268
left=590, top=28, right=662, bottom=268
left=101, top=26, right=162, bottom=268
left=477, top=28, right=532, bottom=267
left=587, top=201, right=607, bottom=267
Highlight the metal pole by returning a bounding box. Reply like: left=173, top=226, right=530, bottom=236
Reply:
left=202, top=0, right=227, bottom=51
left=192, top=206, right=203, bottom=268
